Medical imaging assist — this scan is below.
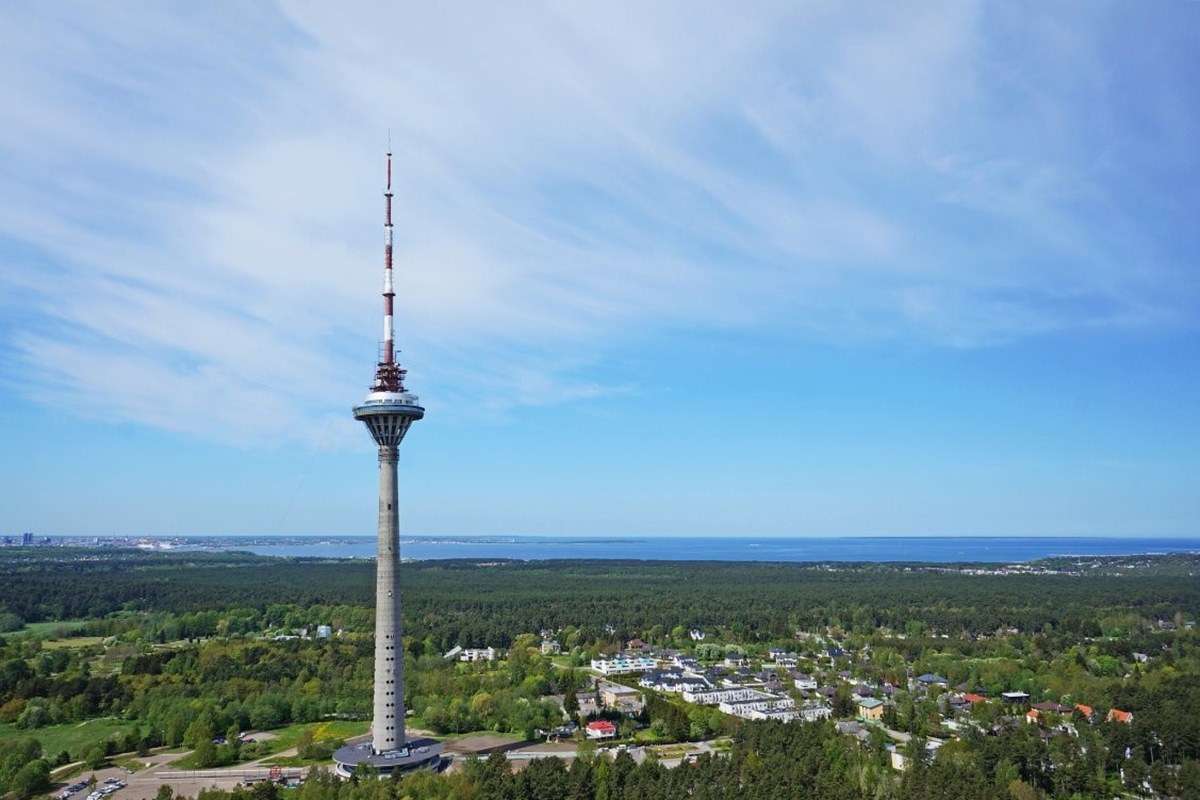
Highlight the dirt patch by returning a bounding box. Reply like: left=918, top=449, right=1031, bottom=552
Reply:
left=444, top=734, right=524, bottom=755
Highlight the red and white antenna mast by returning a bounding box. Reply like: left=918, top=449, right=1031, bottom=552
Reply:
left=373, top=145, right=406, bottom=392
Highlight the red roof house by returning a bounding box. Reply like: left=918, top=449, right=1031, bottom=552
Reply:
left=963, top=693, right=987, bottom=704
left=586, top=720, right=617, bottom=739
left=1107, top=708, right=1133, bottom=725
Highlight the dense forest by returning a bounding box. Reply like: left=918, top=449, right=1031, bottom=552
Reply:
left=1, top=549, right=1197, bottom=648
left=1, top=549, right=1198, bottom=799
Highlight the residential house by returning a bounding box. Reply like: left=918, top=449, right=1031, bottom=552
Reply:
left=1107, top=708, right=1133, bottom=725
left=798, top=704, right=832, bottom=722
left=672, top=654, right=700, bottom=670
left=541, top=639, right=562, bottom=655
left=767, top=649, right=799, bottom=667
left=836, top=720, right=873, bottom=745
left=718, top=696, right=796, bottom=718
left=684, top=687, right=777, bottom=706
left=945, top=695, right=969, bottom=715
left=915, top=673, right=949, bottom=690
left=585, top=720, right=617, bottom=740
left=857, top=697, right=885, bottom=721
left=1032, top=701, right=1071, bottom=714
left=591, top=656, right=657, bottom=675
left=888, top=739, right=944, bottom=771
left=639, top=669, right=710, bottom=695
left=793, top=673, right=817, bottom=691
left=460, top=647, right=498, bottom=662
left=756, top=670, right=784, bottom=690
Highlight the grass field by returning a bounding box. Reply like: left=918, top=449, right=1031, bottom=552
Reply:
left=13, top=620, right=89, bottom=638
left=0, top=717, right=137, bottom=759
left=174, top=719, right=369, bottom=769
left=42, top=636, right=107, bottom=650
left=269, top=719, right=368, bottom=750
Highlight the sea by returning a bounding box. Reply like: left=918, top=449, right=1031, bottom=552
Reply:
left=229, top=536, right=1200, bottom=564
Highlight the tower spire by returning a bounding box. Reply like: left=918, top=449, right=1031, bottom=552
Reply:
left=373, top=148, right=405, bottom=392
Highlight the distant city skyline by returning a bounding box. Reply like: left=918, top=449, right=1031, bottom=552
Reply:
left=1, top=4, right=1197, bottom=537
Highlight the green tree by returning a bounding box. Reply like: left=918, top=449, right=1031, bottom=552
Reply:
left=192, top=739, right=218, bottom=769
left=1178, top=760, right=1200, bottom=799
left=10, top=760, right=50, bottom=799
left=84, top=744, right=108, bottom=769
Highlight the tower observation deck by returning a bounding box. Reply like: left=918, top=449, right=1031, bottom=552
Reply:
left=334, top=151, right=443, bottom=776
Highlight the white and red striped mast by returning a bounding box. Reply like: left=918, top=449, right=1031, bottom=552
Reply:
left=373, top=147, right=405, bottom=392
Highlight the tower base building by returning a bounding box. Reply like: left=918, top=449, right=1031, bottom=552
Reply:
left=331, top=737, right=443, bottom=777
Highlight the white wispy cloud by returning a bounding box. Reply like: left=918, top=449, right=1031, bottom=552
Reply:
left=0, top=1, right=1194, bottom=445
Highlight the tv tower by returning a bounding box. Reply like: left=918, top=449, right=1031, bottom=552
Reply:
left=334, top=151, right=443, bottom=776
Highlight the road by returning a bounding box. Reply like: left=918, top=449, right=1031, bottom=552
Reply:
left=49, top=737, right=726, bottom=798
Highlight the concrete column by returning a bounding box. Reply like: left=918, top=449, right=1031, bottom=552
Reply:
left=372, top=444, right=405, bottom=753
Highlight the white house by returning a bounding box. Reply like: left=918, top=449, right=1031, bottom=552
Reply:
left=585, top=720, right=617, bottom=740
left=793, top=674, right=818, bottom=691
left=798, top=704, right=832, bottom=722
left=718, top=696, right=795, bottom=718
left=639, top=670, right=711, bottom=694
left=591, top=656, right=657, bottom=675
left=684, top=687, right=776, bottom=706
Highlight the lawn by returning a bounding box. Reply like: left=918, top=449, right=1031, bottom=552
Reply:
left=13, top=620, right=89, bottom=638
left=0, top=717, right=138, bottom=760
left=173, top=719, right=368, bottom=769
left=634, top=729, right=671, bottom=744
left=268, top=719, right=368, bottom=750
left=42, top=636, right=107, bottom=650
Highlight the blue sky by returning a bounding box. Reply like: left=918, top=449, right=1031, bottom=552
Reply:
left=0, top=2, right=1197, bottom=537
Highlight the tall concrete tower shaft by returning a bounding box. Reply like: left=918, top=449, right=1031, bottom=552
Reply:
left=334, top=150, right=442, bottom=776
left=354, top=150, right=423, bottom=755
left=366, top=436, right=410, bottom=752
